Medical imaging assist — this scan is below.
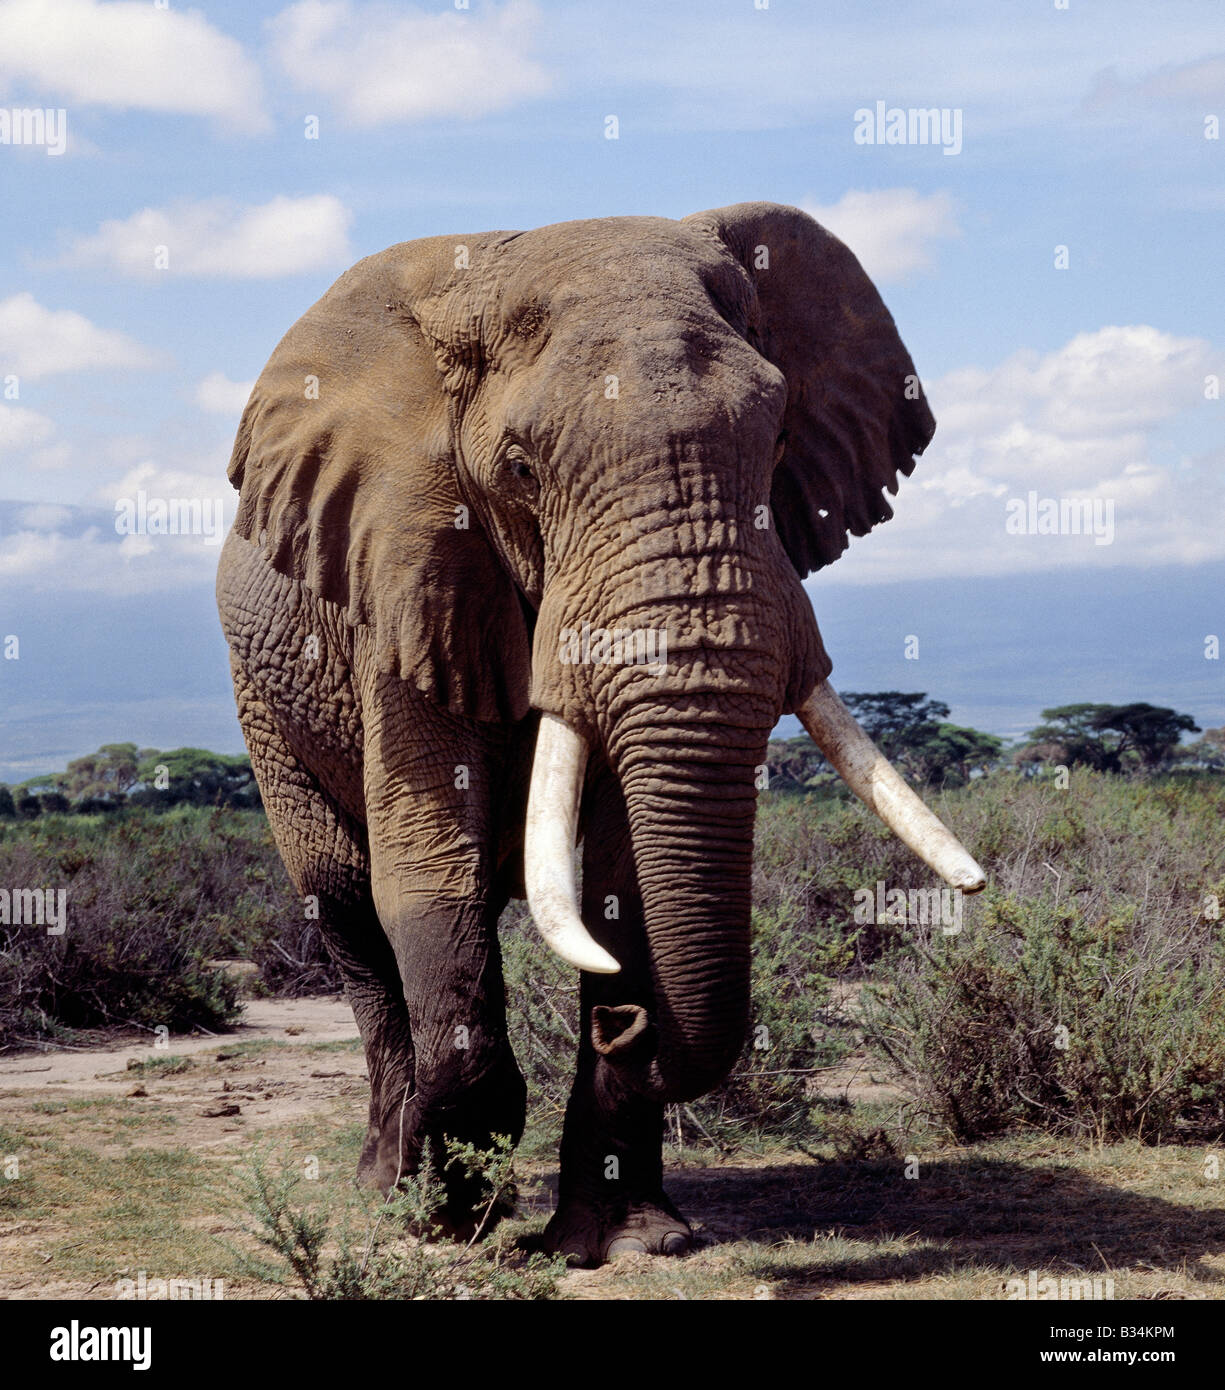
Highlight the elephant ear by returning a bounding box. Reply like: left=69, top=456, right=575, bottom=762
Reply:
left=683, top=202, right=935, bottom=577
left=227, top=233, right=532, bottom=723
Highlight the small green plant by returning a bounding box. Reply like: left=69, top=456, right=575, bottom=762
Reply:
left=235, top=1140, right=564, bottom=1301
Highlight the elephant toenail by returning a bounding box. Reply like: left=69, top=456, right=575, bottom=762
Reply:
left=661, top=1232, right=689, bottom=1256
left=605, top=1236, right=649, bottom=1259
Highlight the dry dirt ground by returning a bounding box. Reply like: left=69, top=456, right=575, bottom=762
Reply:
left=3, top=993, right=1224, bottom=1301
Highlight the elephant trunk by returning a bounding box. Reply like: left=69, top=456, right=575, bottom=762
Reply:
left=604, top=711, right=764, bottom=1100
left=523, top=514, right=984, bottom=1098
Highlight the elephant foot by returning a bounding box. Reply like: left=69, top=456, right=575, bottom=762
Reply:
left=544, top=1195, right=692, bottom=1267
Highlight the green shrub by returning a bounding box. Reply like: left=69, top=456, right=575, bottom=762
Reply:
left=0, top=806, right=301, bottom=1044
left=754, top=788, right=980, bottom=964
left=235, top=1140, right=564, bottom=1300
left=862, top=890, right=1225, bottom=1143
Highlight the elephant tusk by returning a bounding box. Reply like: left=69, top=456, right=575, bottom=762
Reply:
left=798, top=680, right=987, bottom=893
left=524, top=713, right=621, bottom=974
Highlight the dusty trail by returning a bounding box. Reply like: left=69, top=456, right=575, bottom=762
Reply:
left=0, top=995, right=358, bottom=1091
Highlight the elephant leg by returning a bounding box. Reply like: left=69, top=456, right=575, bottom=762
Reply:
left=362, top=679, right=527, bottom=1235
left=544, top=768, right=692, bottom=1266
left=230, top=666, right=415, bottom=1192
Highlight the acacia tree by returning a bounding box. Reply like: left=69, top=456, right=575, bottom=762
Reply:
left=914, top=723, right=1004, bottom=786
left=1024, top=704, right=1119, bottom=771
left=1022, top=703, right=1200, bottom=772
left=1107, top=703, right=1200, bottom=768
left=60, top=743, right=148, bottom=801
left=840, top=692, right=951, bottom=764
left=133, top=748, right=256, bottom=806
left=830, top=692, right=1002, bottom=786
left=1181, top=726, right=1225, bottom=770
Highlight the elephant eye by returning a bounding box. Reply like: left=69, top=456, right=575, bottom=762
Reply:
left=505, top=444, right=535, bottom=481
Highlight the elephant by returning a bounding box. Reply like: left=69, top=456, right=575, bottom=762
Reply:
left=216, top=201, right=985, bottom=1267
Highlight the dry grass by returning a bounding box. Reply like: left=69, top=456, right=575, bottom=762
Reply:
left=2, top=1040, right=1223, bottom=1301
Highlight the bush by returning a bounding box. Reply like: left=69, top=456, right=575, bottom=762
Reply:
left=0, top=806, right=306, bottom=1045
left=753, top=787, right=983, bottom=965
left=254, top=917, right=342, bottom=995
left=862, top=890, right=1225, bottom=1144
left=751, top=767, right=1225, bottom=1146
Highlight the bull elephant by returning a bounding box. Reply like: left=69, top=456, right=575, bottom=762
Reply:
left=216, top=202, right=984, bottom=1267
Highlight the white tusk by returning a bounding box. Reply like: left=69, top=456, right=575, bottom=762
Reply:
left=524, top=713, right=621, bottom=974
left=798, top=680, right=987, bottom=893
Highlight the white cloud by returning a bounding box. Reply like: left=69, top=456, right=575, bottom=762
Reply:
left=196, top=371, right=254, bottom=415
left=0, top=0, right=268, bottom=131
left=58, top=195, right=353, bottom=278
left=814, top=325, right=1224, bottom=585
left=934, top=326, right=1212, bottom=445
left=27, top=441, right=73, bottom=471
left=0, top=292, right=156, bottom=378
left=269, top=0, right=551, bottom=125
left=800, top=189, right=959, bottom=284
left=101, top=459, right=229, bottom=511
left=0, top=401, right=54, bottom=448
left=0, top=524, right=219, bottom=593
left=0, top=459, right=233, bottom=594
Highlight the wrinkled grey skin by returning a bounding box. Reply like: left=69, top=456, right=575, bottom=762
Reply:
left=217, top=203, right=934, bottom=1265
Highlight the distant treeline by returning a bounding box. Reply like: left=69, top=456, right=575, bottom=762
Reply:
left=1, top=695, right=1220, bottom=816
left=0, top=744, right=259, bottom=817
left=765, top=693, right=1222, bottom=792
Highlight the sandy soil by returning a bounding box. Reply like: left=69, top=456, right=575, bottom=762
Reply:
left=0, top=995, right=359, bottom=1092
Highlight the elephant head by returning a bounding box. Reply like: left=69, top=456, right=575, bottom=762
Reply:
left=229, top=202, right=983, bottom=1101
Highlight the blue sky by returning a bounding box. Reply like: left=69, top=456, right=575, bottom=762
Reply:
left=0, top=0, right=1221, bottom=780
